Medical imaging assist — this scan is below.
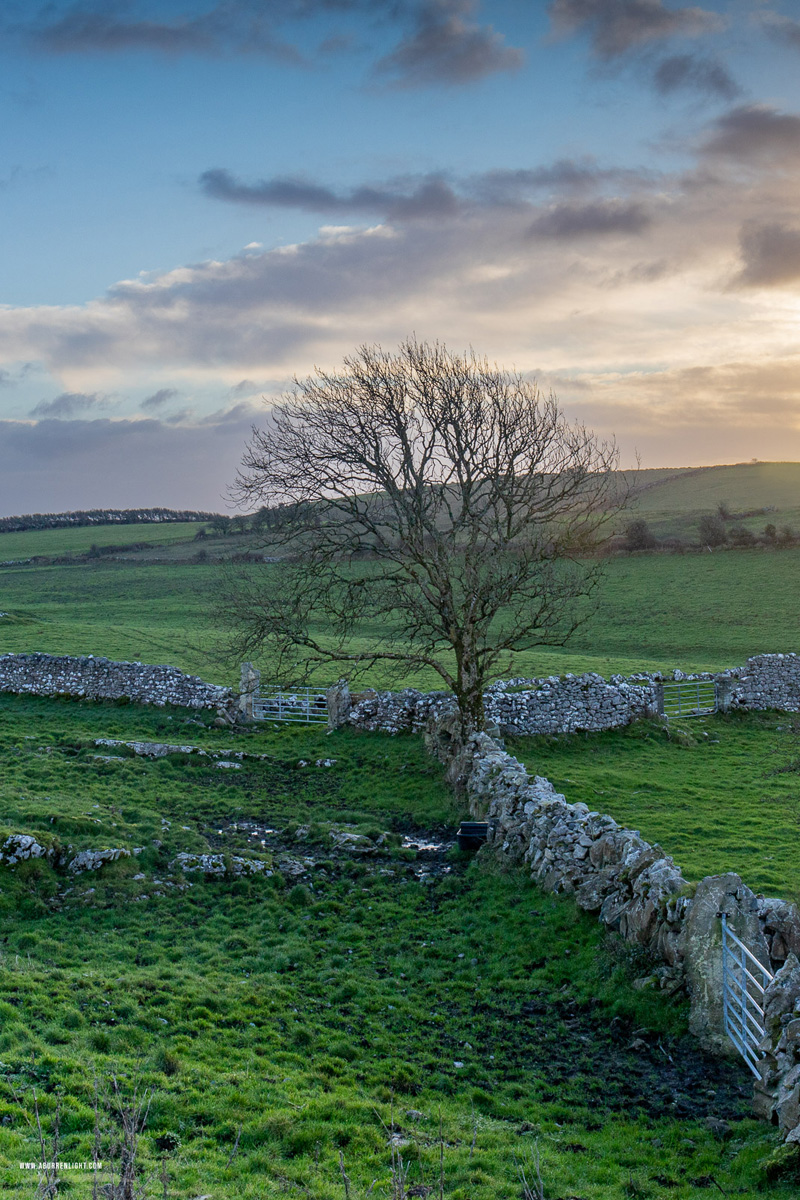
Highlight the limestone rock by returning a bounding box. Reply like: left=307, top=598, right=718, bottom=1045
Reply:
left=329, top=831, right=376, bottom=854
left=69, top=847, right=131, bottom=873
left=0, top=834, right=49, bottom=865
left=171, top=852, right=271, bottom=877
left=757, top=898, right=800, bottom=965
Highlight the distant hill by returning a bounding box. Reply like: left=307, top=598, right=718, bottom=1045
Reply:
left=0, top=508, right=220, bottom=534
left=629, top=462, right=800, bottom=513
left=621, top=462, right=800, bottom=543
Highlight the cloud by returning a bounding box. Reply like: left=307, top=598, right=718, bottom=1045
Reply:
left=200, top=160, right=658, bottom=221
left=24, top=2, right=304, bottom=62
left=7, top=10, right=800, bottom=487
left=472, top=161, right=657, bottom=199
left=528, top=199, right=652, bottom=239
left=652, top=52, right=739, bottom=99
left=759, top=12, right=800, bottom=53
left=374, top=0, right=523, bottom=86
left=141, top=387, right=179, bottom=409
left=548, top=0, right=720, bottom=59
left=0, top=410, right=259, bottom=515
left=702, top=104, right=800, bottom=164
left=199, top=168, right=461, bottom=218
left=732, top=221, right=800, bottom=288
left=28, top=391, right=110, bottom=418
left=2, top=130, right=800, bottom=479
left=21, top=1, right=520, bottom=86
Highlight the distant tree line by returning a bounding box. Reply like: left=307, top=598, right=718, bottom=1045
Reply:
left=0, top=508, right=219, bottom=533
left=201, top=503, right=321, bottom=538
left=624, top=509, right=796, bottom=554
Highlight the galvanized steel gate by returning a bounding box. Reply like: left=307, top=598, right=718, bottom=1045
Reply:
left=721, top=913, right=774, bottom=1077
left=252, top=686, right=328, bottom=724
left=661, top=680, right=717, bottom=719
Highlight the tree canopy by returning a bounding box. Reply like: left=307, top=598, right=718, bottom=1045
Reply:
left=220, top=338, right=624, bottom=735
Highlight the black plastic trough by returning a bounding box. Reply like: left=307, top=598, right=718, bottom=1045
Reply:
left=457, top=820, right=489, bottom=852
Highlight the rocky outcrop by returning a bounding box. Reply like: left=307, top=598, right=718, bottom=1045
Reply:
left=170, top=852, right=271, bottom=877
left=69, top=848, right=131, bottom=874
left=0, top=834, right=52, bottom=865
left=95, top=737, right=210, bottom=758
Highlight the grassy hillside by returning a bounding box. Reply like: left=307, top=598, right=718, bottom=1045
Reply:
left=628, top=462, right=800, bottom=541
left=633, top=462, right=800, bottom=514
left=0, top=695, right=790, bottom=1198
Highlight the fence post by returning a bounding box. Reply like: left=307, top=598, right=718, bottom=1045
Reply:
left=238, top=662, right=260, bottom=720
left=715, top=676, right=733, bottom=713
left=326, top=681, right=352, bottom=731
left=654, top=682, right=664, bottom=716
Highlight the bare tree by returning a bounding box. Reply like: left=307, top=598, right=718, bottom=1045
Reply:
left=221, top=338, right=624, bottom=736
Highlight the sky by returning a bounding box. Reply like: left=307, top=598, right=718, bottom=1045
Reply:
left=2, top=0, right=800, bottom=514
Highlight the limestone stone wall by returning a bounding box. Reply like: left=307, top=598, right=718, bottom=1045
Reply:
left=345, top=675, right=660, bottom=736
left=0, top=652, right=233, bottom=711
left=438, top=723, right=800, bottom=1143
left=2, top=650, right=797, bottom=726
left=338, top=654, right=800, bottom=736
left=736, top=653, right=800, bottom=712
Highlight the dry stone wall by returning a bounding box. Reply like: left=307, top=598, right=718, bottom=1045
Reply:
left=429, top=719, right=800, bottom=1144
left=0, top=652, right=233, bottom=711
left=736, top=654, right=800, bottom=712
left=1, top=650, right=797, bottom=726
left=345, top=675, right=660, bottom=736
left=339, top=654, right=800, bottom=736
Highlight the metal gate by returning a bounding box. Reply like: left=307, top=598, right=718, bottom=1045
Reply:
left=253, top=686, right=328, bottom=724
left=661, top=680, right=717, bottom=719
left=721, top=913, right=774, bottom=1077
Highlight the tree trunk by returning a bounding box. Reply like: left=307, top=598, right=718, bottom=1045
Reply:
left=454, top=670, right=486, bottom=741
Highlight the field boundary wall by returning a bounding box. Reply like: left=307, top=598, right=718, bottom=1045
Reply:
left=418, top=704, right=800, bottom=1144
left=340, top=653, right=800, bottom=736
left=0, top=652, right=234, bottom=711
left=2, top=650, right=797, bottom=726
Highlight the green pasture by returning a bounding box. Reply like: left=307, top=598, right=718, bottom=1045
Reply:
left=1, top=546, right=798, bottom=687
left=0, top=563, right=221, bottom=680
left=0, top=695, right=791, bottom=1198
left=509, top=710, right=800, bottom=903
left=0, top=522, right=202, bottom=560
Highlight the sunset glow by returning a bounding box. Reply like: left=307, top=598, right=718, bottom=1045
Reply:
left=1, top=1, right=800, bottom=512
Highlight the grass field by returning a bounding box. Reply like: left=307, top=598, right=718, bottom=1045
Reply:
left=0, top=523, right=202, bottom=560
left=2, top=472, right=800, bottom=1195
left=0, top=695, right=793, bottom=1198
left=1, top=545, right=798, bottom=688
left=0, top=460, right=797, bottom=685
left=508, top=710, right=800, bottom=902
